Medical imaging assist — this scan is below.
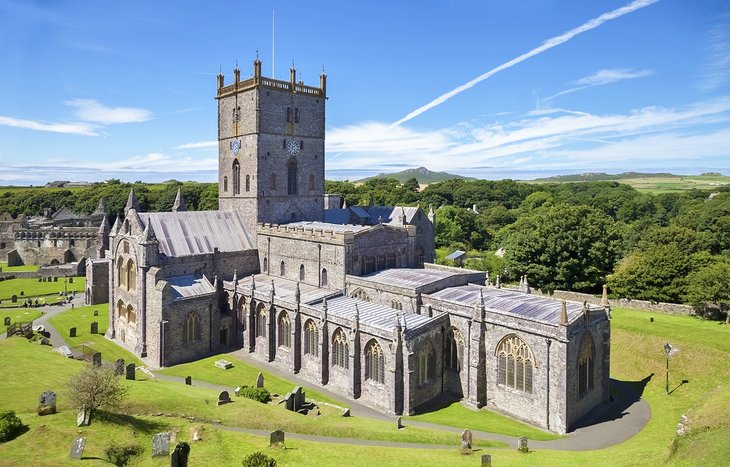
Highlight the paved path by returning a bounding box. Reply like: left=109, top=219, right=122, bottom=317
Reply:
left=0, top=294, right=85, bottom=346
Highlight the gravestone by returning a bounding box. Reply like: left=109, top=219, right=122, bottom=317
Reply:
left=39, top=337, right=50, bottom=346
left=191, top=427, right=201, bottom=442
left=126, top=363, right=136, bottom=380
left=170, top=442, right=190, bottom=467
left=38, top=390, right=57, bottom=415
left=269, top=430, right=285, bottom=447
left=152, top=432, right=171, bottom=457
left=93, top=310, right=98, bottom=316
left=69, top=437, right=85, bottom=460
left=396, top=416, right=403, bottom=429
left=650, top=317, right=654, bottom=323
left=11, top=295, right=17, bottom=303
left=69, top=277, right=74, bottom=283
left=481, top=454, right=492, bottom=466
left=114, top=359, right=125, bottom=376
left=77, top=407, right=91, bottom=427
left=69, top=327, right=76, bottom=338
left=284, top=393, right=294, bottom=411
left=217, top=390, right=230, bottom=405
left=3, top=317, right=9, bottom=326
left=185, top=376, right=192, bottom=385
left=92, top=352, right=102, bottom=368
left=292, top=386, right=304, bottom=411
left=256, top=372, right=264, bottom=388
left=517, top=436, right=529, bottom=453
left=57, top=345, right=73, bottom=358
left=461, top=429, right=473, bottom=450
left=214, top=359, right=232, bottom=369
left=341, top=408, right=351, bottom=417
left=53, top=277, right=58, bottom=282
left=90, top=322, right=98, bottom=334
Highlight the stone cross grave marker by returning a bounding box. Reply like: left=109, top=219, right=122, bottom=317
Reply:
left=3, top=317, right=10, bottom=326
left=256, top=372, right=264, bottom=388
left=92, top=352, right=102, bottom=368
left=481, top=454, right=492, bottom=466
left=517, top=436, right=529, bottom=453
left=114, top=359, right=125, bottom=376
left=77, top=407, right=91, bottom=427
left=152, top=432, right=171, bottom=457
left=461, top=429, right=473, bottom=450
left=69, top=327, right=76, bottom=338
left=69, top=437, right=85, bottom=460
left=185, top=376, right=192, bottom=385
left=126, top=363, right=136, bottom=380
left=269, top=430, right=285, bottom=447
left=38, top=390, right=57, bottom=416
left=217, top=390, right=230, bottom=405
left=90, top=322, right=98, bottom=334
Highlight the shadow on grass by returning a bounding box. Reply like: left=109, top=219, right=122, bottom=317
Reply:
left=570, top=374, right=653, bottom=431
left=3, top=424, right=30, bottom=442
left=95, top=410, right=169, bottom=434
left=410, top=392, right=462, bottom=415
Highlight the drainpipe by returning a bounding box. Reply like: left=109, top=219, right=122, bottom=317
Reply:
left=546, top=338, right=552, bottom=430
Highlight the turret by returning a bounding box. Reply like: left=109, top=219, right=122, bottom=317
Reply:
left=319, top=68, right=327, bottom=97
left=290, top=66, right=296, bottom=88
left=124, top=188, right=140, bottom=215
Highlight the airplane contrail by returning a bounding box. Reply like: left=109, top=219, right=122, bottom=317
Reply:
left=388, top=0, right=660, bottom=129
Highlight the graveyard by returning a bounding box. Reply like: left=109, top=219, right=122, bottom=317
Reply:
left=0, top=301, right=727, bottom=465
left=0, top=277, right=86, bottom=308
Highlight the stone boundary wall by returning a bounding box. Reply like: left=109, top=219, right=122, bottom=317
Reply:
left=0, top=267, right=83, bottom=280
left=524, top=288, right=695, bottom=316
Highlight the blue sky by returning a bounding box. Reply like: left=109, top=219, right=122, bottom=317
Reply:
left=0, top=0, right=728, bottom=184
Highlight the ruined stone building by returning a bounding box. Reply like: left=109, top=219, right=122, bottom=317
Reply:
left=88, top=59, right=611, bottom=433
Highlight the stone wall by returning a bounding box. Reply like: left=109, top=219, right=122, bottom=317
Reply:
left=529, top=288, right=694, bottom=315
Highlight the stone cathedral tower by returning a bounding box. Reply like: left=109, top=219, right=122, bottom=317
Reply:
left=217, top=58, right=327, bottom=239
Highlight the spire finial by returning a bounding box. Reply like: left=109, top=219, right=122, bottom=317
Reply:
left=560, top=300, right=568, bottom=325
left=172, top=188, right=187, bottom=212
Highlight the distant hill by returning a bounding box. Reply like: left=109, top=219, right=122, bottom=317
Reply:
left=532, top=172, right=677, bottom=182
left=357, top=167, right=476, bottom=184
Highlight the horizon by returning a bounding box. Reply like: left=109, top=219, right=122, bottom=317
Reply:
left=1, top=0, right=729, bottom=185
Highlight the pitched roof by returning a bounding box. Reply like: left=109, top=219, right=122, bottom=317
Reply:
left=233, top=274, right=332, bottom=304
left=357, top=268, right=458, bottom=289
left=167, top=275, right=215, bottom=300
left=139, top=210, right=254, bottom=257
left=321, top=295, right=434, bottom=332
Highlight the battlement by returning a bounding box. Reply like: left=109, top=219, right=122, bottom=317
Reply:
left=216, top=59, right=326, bottom=99
left=257, top=222, right=356, bottom=244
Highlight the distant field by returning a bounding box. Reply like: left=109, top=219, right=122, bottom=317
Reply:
left=529, top=173, right=730, bottom=193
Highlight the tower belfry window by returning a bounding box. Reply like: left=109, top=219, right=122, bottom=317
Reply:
left=288, top=159, right=298, bottom=195
left=294, top=108, right=300, bottom=123
left=232, top=159, right=241, bottom=195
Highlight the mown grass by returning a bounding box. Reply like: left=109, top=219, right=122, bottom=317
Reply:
left=0, top=277, right=85, bottom=303
left=0, top=262, right=39, bottom=272
left=47, top=303, right=142, bottom=366
left=2, top=307, right=45, bottom=324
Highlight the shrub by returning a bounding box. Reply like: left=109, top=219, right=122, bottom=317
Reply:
left=105, top=443, right=142, bottom=466
left=235, top=385, right=271, bottom=403
left=0, top=410, right=24, bottom=442
left=242, top=451, right=277, bottom=467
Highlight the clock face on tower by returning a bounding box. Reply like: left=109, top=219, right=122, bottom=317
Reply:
left=287, top=139, right=301, bottom=156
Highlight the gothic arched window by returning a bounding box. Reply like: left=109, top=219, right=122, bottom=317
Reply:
left=280, top=261, right=285, bottom=276
left=445, top=328, right=464, bottom=371
left=496, top=334, right=535, bottom=393
left=245, top=174, right=250, bottom=192
left=579, top=333, right=595, bottom=396
left=126, top=259, right=136, bottom=291
left=127, top=305, right=136, bottom=324
left=365, top=339, right=385, bottom=384
left=304, top=320, right=319, bottom=356
left=233, top=159, right=241, bottom=195
left=256, top=304, right=267, bottom=338
left=299, top=264, right=305, bottom=281
left=270, top=174, right=277, bottom=191
left=417, top=339, right=435, bottom=385
left=223, top=176, right=228, bottom=192
left=287, top=159, right=298, bottom=195
left=332, top=328, right=349, bottom=369
left=183, top=312, right=201, bottom=344
left=278, top=311, right=291, bottom=348
left=321, top=268, right=328, bottom=287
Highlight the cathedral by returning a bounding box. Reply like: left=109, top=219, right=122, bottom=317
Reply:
left=87, top=58, right=611, bottom=434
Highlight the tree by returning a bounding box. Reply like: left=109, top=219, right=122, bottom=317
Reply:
left=684, top=258, right=730, bottom=322
left=66, top=366, right=128, bottom=420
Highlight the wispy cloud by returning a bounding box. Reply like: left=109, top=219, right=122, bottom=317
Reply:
left=0, top=116, right=98, bottom=136
left=65, top=99, right=152, bottom=124
left=389, top=0, right=660, bottom=128
left=175, top=140, right=217, bottom=150
left=545, top=68, right=654, bottom=100
left=699, top=13, right=730, bottom=92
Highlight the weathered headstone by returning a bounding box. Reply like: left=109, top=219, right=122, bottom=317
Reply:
left=185, top=376, right=192, bottom=385
left=92, top=352, right=102, bottom=368
left=152, top=432, right=171, bottom=457
left=170, top=441, right=190, bottom=467
left=517, top=436, right=529, bottom=453
left=69, top=277, right=74, bottom=283
left=269, top=429, right=285, bottom=447
left=481, top=454, right=492, bottom=466
left=38, top=390, right=57, bottom=415
left=126, top=363, right=136, bottom=380
left=3, top=317, right=10, bottom=326
left=256, top=372, right=264, bottom=388
left=114, top=358, right=125, bottom=375
left=11, top=295, right=17, bottom=303
left=53, top=277, right=58, bottom=282
left=461, top=429, right=473, bottom=450
left=650, top=317, right=654, bottom=323
left=39, top=337, right=50, bottom=346
left=284, top=393, right=294, bottom=411
left=292, top=386, right=304, bottom=411
left=396, top=416, right=403, bottom=429
left=191, top=427, right=201, bottom=442
left=341, top=408, right=351, bottom=417
left=93, top=310, right=98, bottom=316
left=217, top=390, right=230, bottom=405
left=90, top=322, right=98, bottom=334
left=69, top=437, right=85, bottom=460
left=77, top=407, right=91, bottom=427
left=69, top=327, right=76, bottom=337
left=57, top=345, right=73, bottom=358
left=214, top=359, right=232, bottom=369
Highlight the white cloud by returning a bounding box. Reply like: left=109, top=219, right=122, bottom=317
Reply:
left=65, top=99, right=152, bottom=124
left=545, top=68, right=654, bottom=100
left=175, top=140, right=217, bottom=149
left=0, top=115, right=98, bottom=136
left=699, top=13, right=730, bottom=92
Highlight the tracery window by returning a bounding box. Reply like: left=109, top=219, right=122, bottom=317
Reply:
left=183, top=312, right=201, bottom=344
left=365, top=339, right=385, bottom=384
left=496, top=334, right=535, bottom=393
left=304, top=320, right=319, bottom=356
left=287, top=159, right=298, bottom=195
left=350, top=289, right=370, bottom=302
left=278, top=312, right=291, bottom=348
left=117, top=300, right=126, bottom=320
left=117, top=257, right=126, bottom=289
left=126, top=259, right=136, bottom=291
left=256, top=304, right=267, bottom=338
left=127, top=305, right=136, bottom=324
left=445, top=328, right=464, bottom=371
left=321, top=268, right=328, bottom=287
left=390, top=300, right=403, bottom=311
left=417, top=339, right=435, bottom=385
left=579, top=333, right=595, bottom=396
left=332, top=328, right=349, bottom=369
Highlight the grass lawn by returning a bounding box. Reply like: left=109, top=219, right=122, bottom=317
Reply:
left=47, top=303, right=142, bottom=366
left=2, top=307, right=45, bottom=324
left=0, top=262, right=39, bottom=272
left=0, top=277, right=85, bottom=304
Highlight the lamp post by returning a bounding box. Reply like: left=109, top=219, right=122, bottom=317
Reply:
left=664, top=342, right=672, bottom=396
